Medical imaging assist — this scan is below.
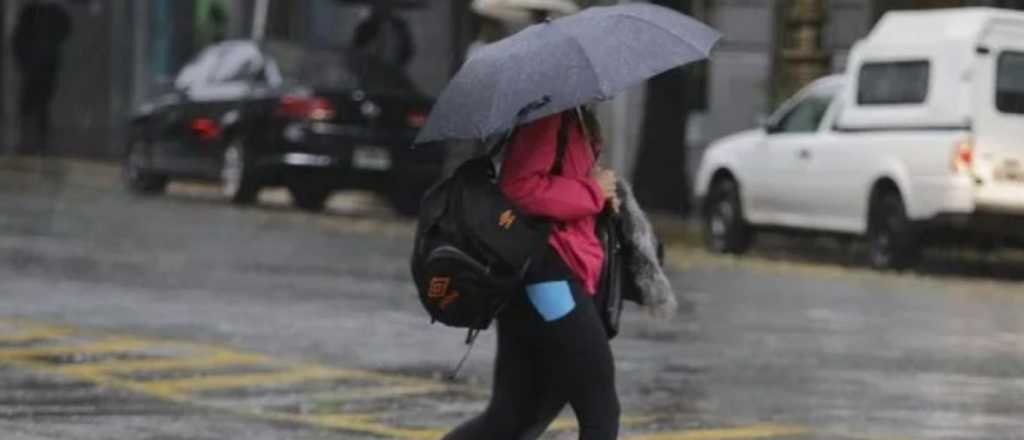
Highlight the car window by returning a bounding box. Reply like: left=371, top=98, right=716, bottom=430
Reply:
left=996, top=51, right=1024, bottom=114
left=174, top=48, right=220, bottom=90
left=209, top=42, right=263, bottom=84
left=262, top=41, right=419, bottom=93
left=857, top=61, right=930, bottom=105
left=775, top=91, right=835, bottom=134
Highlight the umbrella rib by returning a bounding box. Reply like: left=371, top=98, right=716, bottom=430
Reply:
left=553, top=24, right=607, bottom=99
left=484, top=57, right=514, bottom=139
left=619, top=13, right=720, bottom=57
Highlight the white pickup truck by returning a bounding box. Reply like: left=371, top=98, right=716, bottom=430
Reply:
left=694, top=8, right=1024, bottom=269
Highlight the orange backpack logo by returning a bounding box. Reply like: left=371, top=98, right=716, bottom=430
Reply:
left=498, top=209, right=516, bottom=230
left=428, top=277, right=450, bottom=299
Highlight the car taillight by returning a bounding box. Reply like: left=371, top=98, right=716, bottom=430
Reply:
left=952, top=137, right=974, bottom=174
left=190, top=117, right=221, bottom=141
left=406, top=110, right=428, bottom=128
left=277, top=96, right=336, bottom=121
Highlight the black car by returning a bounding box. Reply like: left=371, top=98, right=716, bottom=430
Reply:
left=125, top=40, right=441, bottom=215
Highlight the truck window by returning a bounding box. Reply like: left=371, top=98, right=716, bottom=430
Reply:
left=774, top=93, right=834, bottom=134
left=997, top=51, right=1024, bottom=114
left=857, top=61, right=929, bottom=105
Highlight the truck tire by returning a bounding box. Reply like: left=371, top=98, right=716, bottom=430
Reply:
left=703, top=178, right=751, bottom=254
left=867, top=192, right=920, bottom=270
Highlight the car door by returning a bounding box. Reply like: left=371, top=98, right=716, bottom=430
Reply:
left=149, top=47, right=221, bottom=175
left=746, top=85, right=837, bottom=227
left=800, top=93, right=867, bottom=233
left=181, top=42, right=263, bottom=178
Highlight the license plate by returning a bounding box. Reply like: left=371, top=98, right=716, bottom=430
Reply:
left=352, top=146, right=391, bottom=171
left=994, top=162, right=1024, bottom=183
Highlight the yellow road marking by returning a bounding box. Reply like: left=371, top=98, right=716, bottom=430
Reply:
left=627, top=423, right=809, bottom=440
left=0, top=337, right=154, bottom=360
left=0, top=325, right=74, bottom=343
left=0, top=318, right=822, bottom=440
left=306, top=382, right=451, bottom=403
left=55, top=350, right=276, bottom=377
left=131, top=365, right=377, bottom=395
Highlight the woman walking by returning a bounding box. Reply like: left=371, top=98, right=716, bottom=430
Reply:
left=443, top=108, right=621, bottom=440
left=416, top=5, right=720, bottom=438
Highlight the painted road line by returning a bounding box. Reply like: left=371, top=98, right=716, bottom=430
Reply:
left=303, top=383, right=452, bottom=403
left=0, top=337, right=155, bottom=360
left=0, top=318, right=823, bottom=440
left=54, top=349, right=276, bottom=377
left=190, top=381, right=466, bottom=414
left=626, top=423, right=810, bottom=440
left=0, top=325, right=74, bottom=344
left=130, top=365, right=381, bottom=396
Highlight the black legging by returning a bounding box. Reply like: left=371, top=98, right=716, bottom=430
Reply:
left=443, top=248, right=620, bottom=440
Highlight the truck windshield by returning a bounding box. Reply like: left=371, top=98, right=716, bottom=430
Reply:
left=997, top=51, right=1024, bottom=114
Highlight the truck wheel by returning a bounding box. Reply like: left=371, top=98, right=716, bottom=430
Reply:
left=288, top=183, right=332, bottom=213
left=222, top=140, right=260, bottom=205
left=867, top=192, right=920, bottom=270
left=123, top=138, right=168, bottom=195
left=703, top=178, right=751, bottom=254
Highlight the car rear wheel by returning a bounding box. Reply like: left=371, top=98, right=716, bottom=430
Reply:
left=867, top=192, right=920, bottom=270
left=288, top=183, right=332, bottom=213
left=221, top=141, right=260, bottom=205
left=123, top=139, right=168, bottom=195
left=703, top=178, right=751, bottom=254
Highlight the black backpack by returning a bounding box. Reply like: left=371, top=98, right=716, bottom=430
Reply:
left=410, top=114, right=572, bottom=335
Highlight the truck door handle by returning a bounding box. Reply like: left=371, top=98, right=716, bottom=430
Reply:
left=797, top=149, right=811, bottom=160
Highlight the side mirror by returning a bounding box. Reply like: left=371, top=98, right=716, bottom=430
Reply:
left=757, top=114, right=778, bottom=133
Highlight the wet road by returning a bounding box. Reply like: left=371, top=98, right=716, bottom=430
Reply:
left=2, top=159, right=1024, bottom=440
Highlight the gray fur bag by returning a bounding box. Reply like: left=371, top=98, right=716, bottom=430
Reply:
left=617, top=181, right=678, bottom=319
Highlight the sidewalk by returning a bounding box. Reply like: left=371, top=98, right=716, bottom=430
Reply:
left=0, top=154, right=121, bottom=189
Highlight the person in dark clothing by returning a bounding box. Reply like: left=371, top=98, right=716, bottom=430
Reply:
left=352, top=4, right=414, bottom=68
left=443, top=248, right=620, bottom=440
left=12, top=0, right=71, bottom=154
left=443, top=110, right=621, bottom=440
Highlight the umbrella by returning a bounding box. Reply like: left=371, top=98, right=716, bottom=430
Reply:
left=415, top=3, right=721, bottom=144
left=471, top=0, right=579, bottom=25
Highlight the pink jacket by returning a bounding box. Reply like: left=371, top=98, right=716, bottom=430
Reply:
left=499, top=113, right=606, bottom=295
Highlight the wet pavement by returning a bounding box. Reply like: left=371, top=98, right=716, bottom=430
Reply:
left=1, top=159, right=1024, bottom=439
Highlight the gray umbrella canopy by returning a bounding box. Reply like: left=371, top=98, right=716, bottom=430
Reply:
left=415, top=3, right=721, bottom=144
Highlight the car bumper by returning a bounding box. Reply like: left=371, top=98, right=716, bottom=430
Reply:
left=924, top=210, right=1024, bottom=246
left=254, top=123, right=443, bottom=191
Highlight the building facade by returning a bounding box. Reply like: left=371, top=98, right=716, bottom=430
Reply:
left=4, top=0, right=1024, bottom=167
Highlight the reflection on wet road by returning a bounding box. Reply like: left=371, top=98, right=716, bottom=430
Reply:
left=2, top=160, right=1024, bottom=439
